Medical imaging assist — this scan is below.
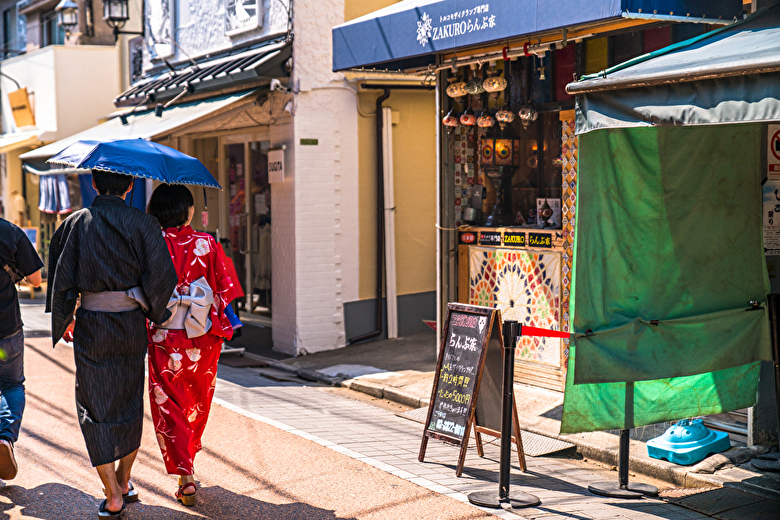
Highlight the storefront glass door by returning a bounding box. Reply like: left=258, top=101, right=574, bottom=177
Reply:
left=225, top=139, right=271, bottom=324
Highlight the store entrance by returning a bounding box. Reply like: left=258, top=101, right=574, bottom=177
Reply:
left=225, top=139, right=272, bottom=326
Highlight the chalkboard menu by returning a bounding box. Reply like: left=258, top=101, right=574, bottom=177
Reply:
left=419, top=303, right=499, bottom=473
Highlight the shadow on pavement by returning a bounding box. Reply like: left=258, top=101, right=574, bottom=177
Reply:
left=189, top=485, right=356, bottom=520
left=0, top=482, right=354, bottom=520
left=0, top=482, right=107, bottom=520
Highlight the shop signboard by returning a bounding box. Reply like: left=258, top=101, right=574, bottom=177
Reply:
left=8, top=88, right=35, bottom=128
left=268, top=148, right=285, bottom=183
left=763, top=180, right=780, bottom=254
left=332, top=0, right=741, bottom=71
left=478, top=231, right=501, bottom=246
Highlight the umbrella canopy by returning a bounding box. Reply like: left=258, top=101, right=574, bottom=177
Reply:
left=47, top=138, right=220, bottom=189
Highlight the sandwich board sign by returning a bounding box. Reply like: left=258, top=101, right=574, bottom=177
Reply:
left=418, top=302, right=526, bottom=476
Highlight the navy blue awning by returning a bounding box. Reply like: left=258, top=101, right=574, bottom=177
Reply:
left=332, top=0, right=742, bottom=72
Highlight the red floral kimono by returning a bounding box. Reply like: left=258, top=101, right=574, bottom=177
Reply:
left=147, top=225, right=238, bottom=475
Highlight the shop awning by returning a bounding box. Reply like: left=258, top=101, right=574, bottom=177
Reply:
left=0, top=130, right=43, bottom=154
left=569, top=5, right=780, bottom=133
left=19, top=90, right=263, bottom=162
left=332, top=0, right=742, bottom=72
left=560, top=6, right=779, bottom=434
left=114, top=39, right=290, bottom=108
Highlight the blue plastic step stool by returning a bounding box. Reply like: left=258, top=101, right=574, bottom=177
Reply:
left=647, top=419, right=730, bottom=466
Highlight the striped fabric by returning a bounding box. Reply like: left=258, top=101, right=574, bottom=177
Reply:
left=46, top=195, right=177, bottom=466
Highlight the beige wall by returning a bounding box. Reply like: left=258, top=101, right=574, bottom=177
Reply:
left=345, top=0, right=400, bottom=20
left=357, top=89, right=436, bottom=299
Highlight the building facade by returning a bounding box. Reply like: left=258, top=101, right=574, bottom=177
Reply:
left=17, top=0, right=438, bottom=357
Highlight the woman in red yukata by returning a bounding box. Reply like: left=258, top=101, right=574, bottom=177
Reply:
left=146, top=185, right=239, bottom=506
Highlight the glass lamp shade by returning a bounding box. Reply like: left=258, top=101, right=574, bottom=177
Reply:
left=56, top=0, right=79, bottom=32
left=103, top=0, right=129, bottom=27
left=442, top=108, right=460, bottom=127
left=482, top=75, right=507, bottom=93
left=495, top=106, right=515, bottom=130
left=465, top=78, right=485, bottom=95
left=459, top=108, right=477, bottom=126
left=518, top=106, right=538, bottom=128
left=477, top=112, right=495, bottom=128
left=480, top=128, right=521, bottom=168
left=446, top=81, right=468, bottom=98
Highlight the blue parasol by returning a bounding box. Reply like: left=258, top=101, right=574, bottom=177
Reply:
left=47, top=138, right=221, bottom=189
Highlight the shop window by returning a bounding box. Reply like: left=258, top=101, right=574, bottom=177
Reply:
left=672, top=23, right=708, bottom=43
left=443, top=66, right=562, bottom=230
left=41, top=10, right=65, bottom=47
left=610, top=31, right=643, bottom=66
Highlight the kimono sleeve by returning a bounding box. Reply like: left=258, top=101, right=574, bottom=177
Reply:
left=46, top=219, right=79, bottom=346
left=206, top=235, right=240, bottom=339
left=136, top=217, right=178, bottom=325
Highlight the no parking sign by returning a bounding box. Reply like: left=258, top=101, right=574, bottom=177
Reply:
left=768, top=124, right=780, bottom=179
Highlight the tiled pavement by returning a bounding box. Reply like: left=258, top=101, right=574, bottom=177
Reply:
left=214, top=364, right=713, bottom=520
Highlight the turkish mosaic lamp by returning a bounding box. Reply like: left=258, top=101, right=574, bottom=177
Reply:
left=460, top=107, right=477, bottom=126
left=446, top=76, right=468, bottom=98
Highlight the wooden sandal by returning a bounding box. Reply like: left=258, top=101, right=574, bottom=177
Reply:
left=176, top=482, right=197, bottom=507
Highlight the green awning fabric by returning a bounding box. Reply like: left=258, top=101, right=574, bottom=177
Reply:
left=561, top=124, right=773, bottom=433
left=568, top=5, right=780, bottom=133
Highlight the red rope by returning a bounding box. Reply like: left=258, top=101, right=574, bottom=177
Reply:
left=520, top=325, right=570, bottom=339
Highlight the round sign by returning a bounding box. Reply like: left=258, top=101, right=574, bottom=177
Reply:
left=772, top=129, right=780, bottom=162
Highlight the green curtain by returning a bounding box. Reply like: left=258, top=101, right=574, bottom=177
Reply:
left=562, top=124, right=772, bottom=434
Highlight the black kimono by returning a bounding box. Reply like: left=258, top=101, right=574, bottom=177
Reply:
left=46, top=195, right=177, bottom=467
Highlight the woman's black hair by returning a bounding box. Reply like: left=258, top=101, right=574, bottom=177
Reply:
left=92, top=170, right=133, bottom=195
left=147, top=184, right=194, bottom=229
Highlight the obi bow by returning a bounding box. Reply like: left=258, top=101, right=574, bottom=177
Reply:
left=162, top=276, right=214, bottom=338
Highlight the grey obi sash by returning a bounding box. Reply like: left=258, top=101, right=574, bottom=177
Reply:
left=159, top=276, right=213, bottom=338
left=81, top=286, right=150, bottom=313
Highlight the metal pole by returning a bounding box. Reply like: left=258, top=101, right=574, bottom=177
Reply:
left=618, top=429, right=629, bottom=488
left=767, top=294, right=780, bottom=443
left=499, top=320, right=518, bottom=499
left=468, top=319, right=540, bottom=509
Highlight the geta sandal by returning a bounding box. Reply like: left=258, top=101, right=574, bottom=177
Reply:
left=176, top=482, right=197, bottom=507
left=97, top=499, right=125, bottom=518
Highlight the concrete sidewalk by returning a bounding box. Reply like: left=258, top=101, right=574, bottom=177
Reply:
left=246, top=331, right=780, bottom=504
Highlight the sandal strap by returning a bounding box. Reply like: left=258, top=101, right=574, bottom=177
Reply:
left=179, top=482, right=197, bottom=494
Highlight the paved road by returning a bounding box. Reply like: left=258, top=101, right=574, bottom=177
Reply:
left=6, top=337, right=495, bottom=519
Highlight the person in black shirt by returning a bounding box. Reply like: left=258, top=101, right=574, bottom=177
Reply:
left=0, top=217, right=43, bottom=481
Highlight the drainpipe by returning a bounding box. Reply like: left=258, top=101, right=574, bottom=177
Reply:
left=349, top=88, right=390, bottom=345
left=349, top=83, right=435, bottom=345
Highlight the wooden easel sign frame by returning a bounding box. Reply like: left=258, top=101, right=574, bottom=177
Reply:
left=418, top=302, right=527, bottom=476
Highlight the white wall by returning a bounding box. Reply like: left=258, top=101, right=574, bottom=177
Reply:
left=145, top=0, right=290, bottom=66
left=0, top=45, right=119, bottom=140
left=273, top=0, right=359, bottom=355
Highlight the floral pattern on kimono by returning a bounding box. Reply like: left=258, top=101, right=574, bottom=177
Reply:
left=147, top=225, right=239, bottom=475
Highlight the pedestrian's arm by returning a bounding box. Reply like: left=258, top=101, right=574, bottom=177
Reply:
left=25, top=269, right=42, bottom=287
left=15, top=229, right=44, bottom=287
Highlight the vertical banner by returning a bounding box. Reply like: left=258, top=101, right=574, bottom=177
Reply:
left=765, top=125, right=780, bottom=253
left=146, top=0, right=174, bottom=58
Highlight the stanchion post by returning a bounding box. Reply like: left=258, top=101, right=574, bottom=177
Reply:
left=499, top=320, right=518, bottom=499
left=468, top=320, right=540, bottom=510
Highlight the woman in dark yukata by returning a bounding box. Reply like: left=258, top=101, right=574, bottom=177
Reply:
left=47, top=170, right=177, bottom=518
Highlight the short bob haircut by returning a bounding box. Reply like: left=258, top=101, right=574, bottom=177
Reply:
left=147, top=184, right=194, bottom=229
left=93, top=170, right=133, bottom=196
